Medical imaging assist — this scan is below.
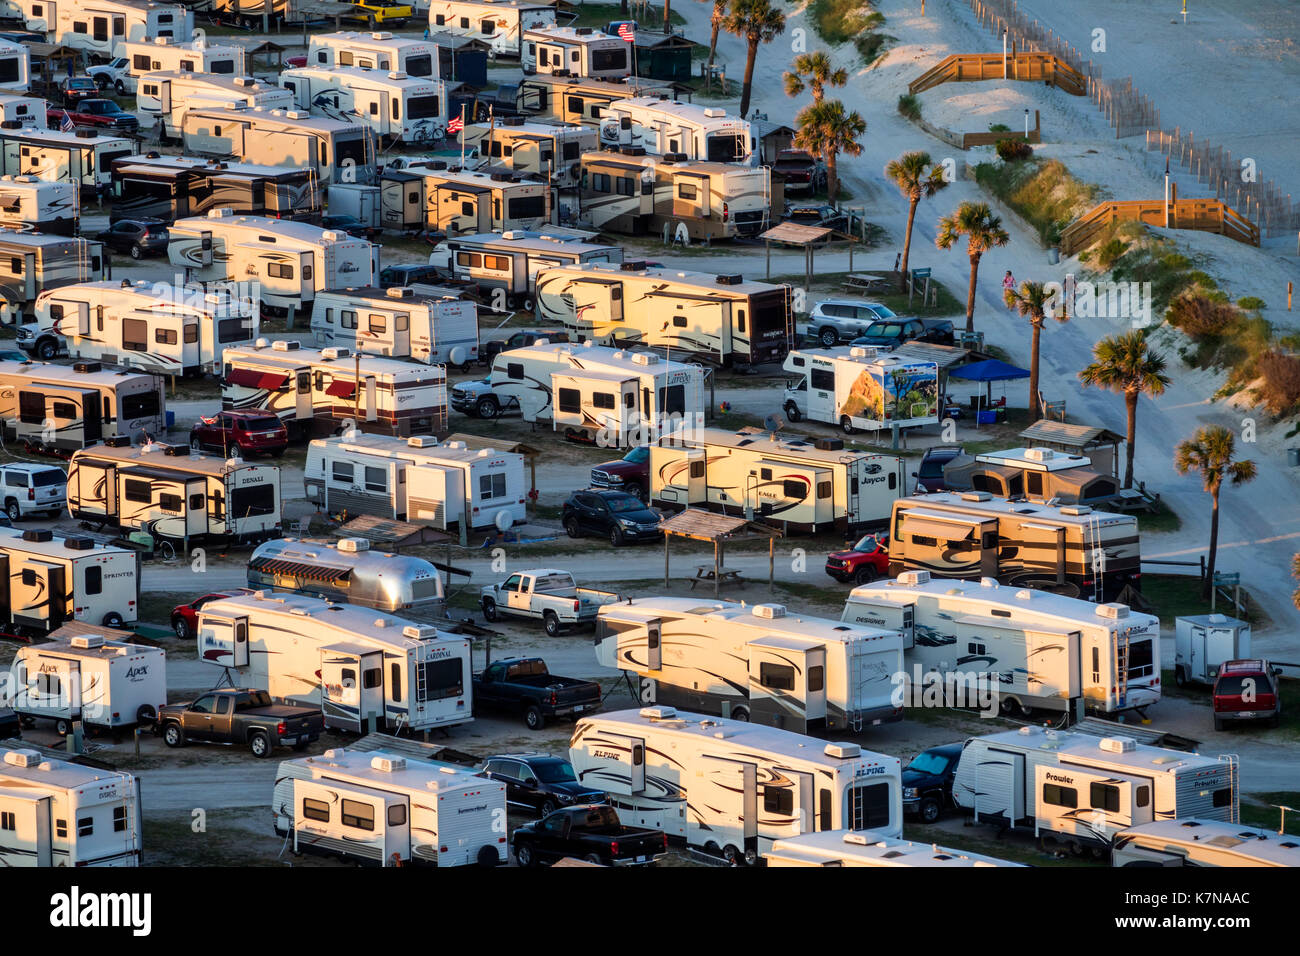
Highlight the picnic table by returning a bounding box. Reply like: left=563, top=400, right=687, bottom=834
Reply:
left=842, top=273, right=891, bottom=294
left=1108, top=488, right=1159, bottom=514
left=690, top=565, right=745, bottom=590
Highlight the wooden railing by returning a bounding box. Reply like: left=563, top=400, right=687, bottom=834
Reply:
left=1060, top=198, right=1260, bottom=256
left=908, top=52, right=1086, bottom=96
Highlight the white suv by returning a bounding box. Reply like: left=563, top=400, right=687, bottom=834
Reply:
left=807, top=300, right=898, bottom=347
left=0, top=463, right=67, bottom=521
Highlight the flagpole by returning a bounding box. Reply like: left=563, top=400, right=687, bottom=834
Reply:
left=458, top=103, right=467, bottom=168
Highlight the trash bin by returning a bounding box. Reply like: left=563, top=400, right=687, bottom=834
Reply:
left=1288, top=447, right=1300, bottom=467
left=1047, top=247, right=1061, bottom=264
left=165, top=410, right=176, bottom=429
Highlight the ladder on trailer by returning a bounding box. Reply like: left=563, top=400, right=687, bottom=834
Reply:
left=1085, top=512, right=1105, bottom=604
left=1114, top=629, right=1129, bottom=710
left=1219, top=753, right=1240, bottom=823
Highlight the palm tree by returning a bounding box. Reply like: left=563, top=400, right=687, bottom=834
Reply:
left=1174, top=425, right=1258, bottom=599
left=722, top=0, right=786, bottom=118
left=1004, top=281, right=1067, bottom=420
left=935, top=201, right=1010, bottom=333
left=885, top=150, right=948, bottom=292
left=793, top=99, right=864, bottom=202
left=1078, top=331, right=1172, bottom=490
left=662, top=0, right=672, bottom=35
left=784, top=51, right=847, bottom=104
left=1292, top=553, right=1300, bottom=612
left=696, top=0, right=728, bottom=67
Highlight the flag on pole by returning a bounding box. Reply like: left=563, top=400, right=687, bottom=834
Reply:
left=60, top=110, right=74, bottom=132
left=617, top=21, right=635, bottom=41
left=447, top=114, right=463, bottom=134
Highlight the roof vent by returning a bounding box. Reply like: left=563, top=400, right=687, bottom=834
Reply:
left=960, top=491, right=992, bottom=502
left=70, top=634, right=105, bottom=649
left=979, top=577, right=998, bottom=588
left=639, top=706, right=676, bottom=718
left=715, top=273, right=742, bottom=285
left=814, top=438, right=843, bottom=451
left=104, top=436, right=131, bottom=447
left=824, top=742, right=860, bottom=759
left=1060, top=505, right=1092, bottom=516
left=73, top=361, right=102, bottom=374
left=64, top=536, right=95, bottom=551
left=21, top=529, right=52, bottom=542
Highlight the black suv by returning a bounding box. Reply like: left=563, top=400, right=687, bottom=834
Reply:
left=379, top=263, right=445, bottom=286
left=903, top=743, right=963, bottom=823
left=479, top=753, right=606, bottom=816
left=482, top=329, right=569, bottom=363
left=851, top=318, right=956, bottom=349
left=562, top=489, right=662, bottom=547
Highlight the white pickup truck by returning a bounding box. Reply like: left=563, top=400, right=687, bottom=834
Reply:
left=481, top=569, right=620, bottom=636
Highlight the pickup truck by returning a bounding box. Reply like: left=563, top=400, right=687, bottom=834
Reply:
left=480, top=569, right=619, bottom=636
left=157, top=689, right=324, bottom=758
left=472, top=657, right=601, bottom=730
left=511, top=804, right=668, bottom=867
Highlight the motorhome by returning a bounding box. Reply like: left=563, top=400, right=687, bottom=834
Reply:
left=109, top=153, right=322, bottom=223
left=221, top=340, right=448, bottom=439
left=842, top=571, right=1161, bottom=717
left=536, top=262, right=792, bottom=367
left=68, top=439, right=282, bottom=543
left=303, top=433, right=527, bottom=530
left=1174, top=614, right=1251, bottom=687
left=273, top=748, right=505, bottom=866
left=9, top=625, right=166, bottom=733
left=108, top=37, right=245, bottom=95
left=0, top=93, right=44, bottom=129
left=460, top=118, right=596, bottom=188
left=432, top=230, right=621, bottom=308
left=0, top=527, right=140, bottom=635
left=0, top=231, right=104, bottom=323
left=0, top=42, right=30, bottom=94
left=41, top=0, right=194, bottom=58
left=279, top=67, right=449, bottom=145
left=311, top=286, right=478, bottom=366
left=0, top=745, right=140, bottom=866
left=197, top=591, right=469, bottom=732
left=595, top=597, right=904, bottom=733
left=426, top=0, right=556, bottom=57
left=783, top=347, right=940, bottom=434
left=570, top=707, right=903, bottom=863
left=766, top=830, right=1022, bottom=867
left=137, top=72, right=293, bottom=138
left=523, top=26, right=630, bottom=79
left=650, top=426, right=906, bottom=533
left=181, top=106, right=379, bottom=186
left=0, top=359, right=165, bottom=452
left=385, top=163, right=551, bottom=235
left=168, top=210, right=379, bottom=319
left=579, top=149, right=774, bottom=241
left=955, top=447, right=1121, bottom=506
left=26, top=279, right=257, bottom=374
left=0, top=176, right=76, bottom=235
left=600, top=98, right=754, bottom=165
left=1112, top=819, right=1300, bottom=868
left=887, top=492, right=1142, bottom=602
left=306, top=31, right=441, bottom=77
left=0, top=128, right=134, bottom=193
left=516, top=75, right=674, bottom=126
left=952, top=726, right=1239, bottom=850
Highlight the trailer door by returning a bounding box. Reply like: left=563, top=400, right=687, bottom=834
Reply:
left=973, top=748, right=1024, bottom=824
left=627, top=736, right=645, bottom=793
left=319, top=644, right=368, bottom=733
left=184, top=478, right=207, bottom=537
left=0, top=792, right=52, bottom=867
left=73, top=459, right=116, bottom=517
left=12, top=561, right=65, bottom=631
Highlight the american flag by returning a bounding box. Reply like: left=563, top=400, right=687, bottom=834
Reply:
left=59, top=110, right=74, bottom=132
left=617, top=21, right=635, bottom=41
left=447, top=113, right=463, bottom=134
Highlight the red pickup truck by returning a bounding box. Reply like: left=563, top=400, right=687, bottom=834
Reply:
left=825, top=533, right=890, bottom=585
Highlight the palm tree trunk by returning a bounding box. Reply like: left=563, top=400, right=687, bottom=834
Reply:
left=826, top=153, right=839, bottom=203
left=739, top=39, right=759, bottom=117
left=1123, top=389, right=1138, bottom=490
left=1204, top=490, right=1220, bottom=599
left=622, top=0, right=629, bottom=14
left=964, top=252, right=980, bottom=332
left=899, top=196, right=918, bottom=293
left=1028, top=318, right=1042, bottom=419
left=663, top=0, right=671, bottom=34
left=709, top=20, right=720, bottom=66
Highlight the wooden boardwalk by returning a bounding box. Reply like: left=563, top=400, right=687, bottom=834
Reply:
left=909, top=51, right=1086, bottom=96
left=1060, top=197, right=1260, bottom=256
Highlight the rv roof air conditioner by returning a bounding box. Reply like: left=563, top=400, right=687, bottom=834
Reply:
left=639, top=706, right=676, bottom=719
left=70, top=634, right=106, bottom=649
left=630, top=352, right=659, bottom=366
left=1060, top=505, right=1092, bottom=516
left=64, top=536, right=94, bottom=551
left=407, top=436, right=436, bottom=448
left=208, top=208, right=234, bottom=218
left=387, top=71, right=408, bottom=80
left=3, top=749, right=41, bottom=768
left=715, top=274, right=743, bottom=286
left=320, top=347, right=350, bottom=360
left=752, top=603, right=786, bottom=620
left=271, top=340, right=300, bottom=351
left=824, top=743, right=860, bottom=759
left=1025, top=448, right=1054, bottom=461
left=370, top=755, right=406, bottom=772
left=285, top=110, right=307, bottom=119
left=960, top=491, right=992, bottom=502
left=371, top=31, right=393, bottom=40
left=73, top=361, right=102, bottom=373
left=1099, top=736, right=1136, bottom=754
left=385, top=287, right=415, bottom=299
left=337, top=538, right=370, bottom=553
left=895, top=570, right=931, bottom=586
left=446, top=441, right=466, bottom=450
left=1095, top=602, right=1130, bottom=619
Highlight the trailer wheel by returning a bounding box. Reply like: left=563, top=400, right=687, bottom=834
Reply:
left=524, top=704, right=545, bottom=731
left=583, top=852, right=603, bottom=865
left=730, top=707, right=749, bottom=723
left=542, top=610, right=561, bottom=637
left=840, top=416, right=857, bottom=435
left=102, top=612, right=124, bottom=628
left=818, top=326, right=839, bottom=348
left=1174, top=667, right=1187, bottom=688
left=476, top=845, right=500, bottom=867
left=1213, top=716, right=1225, bottom=732
left=481, top=597, right=498, bottom=622
left=248, top=731, right=271, bottom=758
left=722, top=844, right=745, bottom=866
left=999, top=696, right=1023, bottom=718
left=55, top=718, right=71, bottom=737
left=919, top=797, right=942, bottom=824
left=783, top=401, right=801, bottom=423
left=136, top=705, right=156, bottom=727
left=515, top=844, right=537, bottom=867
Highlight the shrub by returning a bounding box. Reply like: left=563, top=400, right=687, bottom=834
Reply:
left=1237, top=296, right=1267, bottom=311
left=1094, top=237, right=1128, bottom=270
left=897, top=93, right=921, bottom=121
left=1166, top=292, right=1238, bottom=338
left=996, top=138, right=1033, bottom=162
left=988, top=123, right=1010, bottom=132
left=1186, top=270, right=1218, bottom=290
left=1256, top=350, right=1300, bottom=415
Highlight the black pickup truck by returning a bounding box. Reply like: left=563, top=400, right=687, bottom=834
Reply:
left=472, top=657, right=601, bottom=730
left=157, top=689, right=324, bottom=758
left=512, top=805, right=667, bottom=867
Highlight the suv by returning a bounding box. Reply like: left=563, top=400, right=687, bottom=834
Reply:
left=189, top=411, right=289, bottom=458
left=1212, top=659, right=1282, bottom=730
left=379, top=263, right=445, bottom=287
left=824, top=532, right=889, bottom=585
left=590, top=445, right=650, bottom=501
left=913, top=445, right=966, bottom=493
left=481, top=329, right=569, bottom=364
left=808, top=300, right=898, bottom=347
left=850, top=318, right=956, bottom=350
left=562, top=489, right=662, bottom=547
left=479, top=753, right=607, bottom=816
left=902, top=743, right=963, bottom=823
left=773, top=149, right=827, bottom=195
left=0, top=463, right=67, bottom=521
left=86, top=56, right=130, bottom=94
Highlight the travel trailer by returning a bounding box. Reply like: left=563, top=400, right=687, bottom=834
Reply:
left=109, top=153, right=322, bottom=223
left=579, top=149, right=774, bottom=241
left=766, top=830, right=1021, bottom=867
left=279, top=67, right=449, bottom=144
left=168, top=210, right=378, bottom=318
left=783, top=347, right=941, bottom=434
left=650, top=426, right=906, bottom=533
left=595, top=597, right=904, bottom=732
left=197, top=590, right=469, bottom=732
left=105, top=37, right=245, bottom=95
left=570, top=707, right=903, bottom=863
left=42, top=0, right=194, bottom=58
left=311, top=286, right=478, bottom=366
left=952, top=726, right=1239, bottom=850
left=303, top=433, right=527, bottom=530
left=181, top=106, right=379, bottom=186
left=137, top=72, right=293, bottom=138
left=426, top=0, right=556, bottom=57
left=887, top=492, right=1142, bottom=602
left=953, top=447, right=1121, bottom=506
left=307, top=31, right=441, bottom=77
left=536, top=262, right=792, bottom=367
left=386, top=163, right=551, bottom=235
left=273, top=748, right=505, bottom=866
left=0, top=745, right=140, bottom=867
left=0, top=359, right=165, bottom=452
left=0, top=42, right=30, bottom=94
left=432, top=230, right=621, bottom=308
left=600, top=98, right=754, bottom=165
left=523, top=26, right=630, bottom=79
left=221, top=340, right=448, bottom=439
left=0, top=176, right=77, bottom=235
left=68, top=439, right=282, bottom=543
left=0, top=527, right=140, bottom=635
left=460, top=118, right=596, bottom=188
left=0, top=128, right=134, bottom=193
left=0, top=94, right=44, bottom=129
left=9, top=625, right=166, bottom=733
left=0, top=231, right=104, bottom=323
left=1112, top=819, right=1300, bottom=868
left=1174, top=614, right=1252, bottom=686
left=843, top=572, right=1161, bottom=717
left=516, top=75, right=674, bottom=125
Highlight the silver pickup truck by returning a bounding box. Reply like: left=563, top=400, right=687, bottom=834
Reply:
left=481, top=569, right=620, bottom=636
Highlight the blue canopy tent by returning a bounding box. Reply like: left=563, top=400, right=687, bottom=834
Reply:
left=949, top=359, right=1031, bottom=425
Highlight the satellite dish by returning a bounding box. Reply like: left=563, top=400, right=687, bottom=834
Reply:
left=494, top=509, right=513, bottom=533
left=763, top=413, right=785, bottom=439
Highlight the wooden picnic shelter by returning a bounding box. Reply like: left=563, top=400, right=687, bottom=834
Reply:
left=660, top=508, right=782, bottom=597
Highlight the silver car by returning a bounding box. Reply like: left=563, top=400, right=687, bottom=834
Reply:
left=807, top=299, right=898, bottom=347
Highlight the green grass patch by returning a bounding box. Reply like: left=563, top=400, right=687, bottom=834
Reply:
left=897, top=93, right=921, bottom=121
left=806, top=0, right=890, bottom=65
left=1139, top=573, right=1266, bottom=629
left=1240, top=793, right=1300, bottom=835
left=974, top=157, right=1101, bottom=248
left=1136, top=499, right=1182, bottom=534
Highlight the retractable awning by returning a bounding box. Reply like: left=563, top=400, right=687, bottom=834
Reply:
left=249, top=556, right=352, bottom=583
left=899, top=510, right=987, bottom=540
left=227, top=368, right=289, bottom=390
left=325, top=379, right=356, bottom=398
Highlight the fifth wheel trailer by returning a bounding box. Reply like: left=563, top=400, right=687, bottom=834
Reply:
left=0, top=231, right=106, bottom=323
left=0, top=359, right=165, bottom=453
left=0, top=527, right=140, bottom=636
left=0, top=128, right=134, bottom=194
left=766, top=830, right=1021, bottom=867
left=310, top=286, right=479, bottom=367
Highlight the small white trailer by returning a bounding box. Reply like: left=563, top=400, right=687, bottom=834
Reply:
left=390, top=163, right=552, bottom=235
left=311, top=285, right=479, bottom=367
left=1112, top=819, right=1300, bottom=868
left=0, top=231, right=105, bottom=323
left=273, top=748, right=506, bottom=866
left=137, top=72, right=292, bottom=139
left=0, top=175, right=77, bottom=235
left=516, top=74, right=675, bottom=126
left=101, top=37, right=245, bottom=95
left=522, top=25, right=630, bottom=79
left=0, top=42, right=30, bottom=94
left=459, top=118, right=597, bottom=188
left=307, top=31, right=441, bottom=76
left=766, top=829, right=1023, bottom=867
left=0, top=128, right=134, bottom=193
left=1174, top=614, right=1251, bottom=686
left=783, top=347, right=940, bottom=434
left=599, top=97, right=754, bottom=165
left=279, top=66, right=449, bottom=144
left=0, top=93, right=44, bottom=129
left=0, top=527, right=140, bottom=636
left=426, top=0, right=556, bottom=57
left=0, top=359, right=164, bottom=452
left=431, top=230, right=621, bottom=308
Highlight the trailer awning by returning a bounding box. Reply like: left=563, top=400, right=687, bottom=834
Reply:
left=249, top=556, right=352, bottom=583
left=227, top=368, right=289, bottom=390
left=898, top=510, right=986, bottom=539
left=325, top=379, right=357, bottom=398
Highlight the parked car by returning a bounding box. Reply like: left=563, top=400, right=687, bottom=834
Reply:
left=346, top=0, right=413, bottom=22
left=1212, top=659, right=1283, bottom=730
left=0, top=463, right=67, bottom=521
left=589, top=445, right=650, bottom=501
left=479, top=753, right=606, bottom=816
left=902, top=743, right=963, bottom=823
left=157, top=688, right=325, bottom=757
left=0, top=30, right=44, bottom=44
left=379, top=263, right=444, bottom=287
left=562, top=489, right=662, bottom=547
left=913, top=444, right=966, bottom=493
left=511, top=804, right=668, bottom=867
left=480, top=569, right=619, bottom=636
left=86, top=56, right=130, bottom=94
left=170, top=589, right=254, bottom=640
left=481, top=328, right=570, bottom=364
left=471, top=656, right=602, bottom=730
left=50, top=98, right=140, bottom=133
left=850, top=317, right=957, bottom=350
left=772, top=148, right=827, bottom=195
left=320, top=212, right=381, bottom=240
left=190, top=411, right=289, bottom=458
left=0, top=705, right=20, bottom=739
left=824, top=532, right=889, bottom=585
left=94, top=219, right=170, bottom=259
left=60, top=76, right=100, bottom=106
left=807, top=299, right=898, bottom=347
left=784, top=202, right=864, bottom=235
left=285, top=54, right=308, bottom=68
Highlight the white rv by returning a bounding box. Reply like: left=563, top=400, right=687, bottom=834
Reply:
left=0, top=176, right=76, bottom=236
left=600, top=98, right=754, bottom=165
left=279, top=67, right=448, bottom=144
left=0, top=93, right=44, bottom=129
left=952, top=726, right=1239, bottom=849
left=273, top=748, right=505, bottom=866
left=137, top=72, right=292, bottom=138
left=783, top=347, right=941, bottom=434
left=304, top=433, right=527, bottom=530
left=1174, top=614, right=1252, bottom=686
left=68, top=440, right=282, bottom=543
left=595, top=597, right=904, bottom=733
left=101, top=37, right=244, bottom=95
left=221, top=339, right=447, bottom=439
left=0, top=128, right=134, bottom=193
left=0, top=232, right=105, bottom=326
left=426, top=0, right=556, bottom=57
left=460, top=118, right=597, bottom=188
left=0, top=745, right=140, bottom=867
left=0, top=527, right=140, bottom=636
left=42, top=0, right=194, bottom=58
left=9, top=625, right=166, bottom=734
left=432, top=230, right=621, bottom=308
left=311, top=286, right=478, bottom=366
left=388, top=163, right=551, bottom=235
left=109, top=153, right=322, bottom=223
left=199, top=590, right=468, bottom=732
left=570, top=707, right=903, bottom=863
left=516, top=74, right=674, bottom=126
left=651, top=426, right=906, bottom=533
left=1112, top=819, right=1300, bottom=868
left=766, top=830, right=1022, bottom=867
left=307, top=31, right=441, bottom=77
left=0, top=42, right=30, bottom=94
left=0, top=359, right=165, bottom=452
left=843, top=572, right=1162, bottom=717
left=522, top=25, right=630, bottom=79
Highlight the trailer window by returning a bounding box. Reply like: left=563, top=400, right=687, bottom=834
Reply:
left=302, top=798, right=330, bottom=823
left=231, top=485, right=276, bottom=517
left=77, top=816, right=94, bottom=837
left=123, top=392, right=160, bottom=420
left=7, top=257, right=19, bottom=274
left=155, top=328, right=178, bottom=345
left=332, top=462, right=353, bottom=483
left=124, top=479, right=152, bottom=504
left=457, top=252, right=481, bottom=268
left=218, top=318, right=251, bottom=343
left=817, top=480, right=831, bottom=499
left=55, top=819, right=67, bottom=838
left=122, top=318, right=148, bottom=351
left=508, top=196, right=546, bottom=220
left=190, top=493, right=204, bottom=509
left=388, top=804, right=407, bottom=827
left=910, top=535, right=937, bottom=547
left=1212, top=788, right=1232, bottom=809
left=341, top=799, right=374, bottom=831
left=672, top=315, right=687, bottom=328
left=676, top=182, right=697, bottom=200
left=616, top=177, right=634, bottom=196
left=847, top=783, right=890, bottom=831
left=593, top=392, right=615, bottom=410
left=1090, top=783, right=1120, bottom=813
left=407, top=96, right=441, bottom=120
left=480, top=18, right=494, bottom=34
left=368, top=314, right=387, bottom=334
left=818, top=789, right=831, bottom=830
left=689, top=460, right=704, bottom=479
left=419, top=657, right=464, bottom=701
left=759, top=662, right=795, bottom=690
left=85, top=566, right=102, bottom=595
left=341, top=311, right=357, bottom=330
left=364, top=466, right=386, bottom=493
left=160, top=493, right=182, bottom=513
left=591, top=173, right=610, bottom=193
left=391, top=663, right=402, bottom=702
left=268, top=263, right=294, bottom=279
left=809, top=368, right=834, bottom=391
left=406, top=54, right=432, bottom=77
left=1127, top=639, right=1155, bottom=679
left=762, top=786, right=793, bottom=816
left=133, top=54, right=151, bottom=71
left=184, top=324, right=198, bottom=344
left=808, top=665, right=824, bottom=692
left=592, top=48, right=627, bottom=72
left=479, top=472, right=507, bottom=500
left=1042, top=784, right=1078, bottom=809
left=782, top=479, right=804, bottom=499
left=51, top=401, right=76, bottom=420
left=1136, top=786, right=1149, bottom=808
left=112, top=806, right=127, bottom=832
left=2, top=810, right=15, bottom=831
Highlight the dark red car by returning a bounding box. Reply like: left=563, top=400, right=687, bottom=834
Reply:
left=1212, top=659, right=1282, bottom=731
left=190, top=411, right=289, bottom=458
left=48, top=98, right=139, bottom=133
left=171, top=589, right=254, bottom=639
left=589, top=445, right=649, bottom=502
left=825, top=533, right=890, bottom=585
